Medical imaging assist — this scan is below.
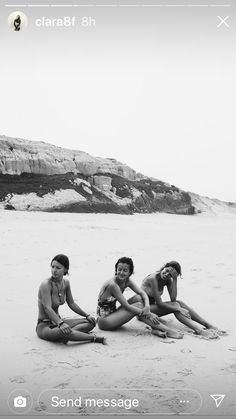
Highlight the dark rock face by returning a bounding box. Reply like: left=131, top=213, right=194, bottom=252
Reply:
left=0, top=135, right=196, bottom=214
left=0, top=172, right=195, bottom=214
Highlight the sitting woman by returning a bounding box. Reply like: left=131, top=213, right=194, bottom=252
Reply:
left=97, top=256, right=183, bottom=338
left=141, top=261, right=225, bottom=339
left=37, top=254, right=105, bottom=344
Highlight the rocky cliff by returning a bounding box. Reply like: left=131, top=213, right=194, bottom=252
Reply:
left=0, top=135, right=235, bottom=215
left=0, top=135, right=138, bottom=179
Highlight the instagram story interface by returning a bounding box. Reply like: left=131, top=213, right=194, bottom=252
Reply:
left=0, top=0, right=236, bottom=417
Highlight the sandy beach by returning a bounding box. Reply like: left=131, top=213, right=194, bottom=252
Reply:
left=1, top=210, right=236, bottom=416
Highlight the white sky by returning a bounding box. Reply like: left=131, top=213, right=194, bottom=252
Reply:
left=1, top=5, right=235, bottom=201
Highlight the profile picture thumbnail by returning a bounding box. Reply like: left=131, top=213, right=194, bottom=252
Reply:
left=8, top=11, right=28, bottom=31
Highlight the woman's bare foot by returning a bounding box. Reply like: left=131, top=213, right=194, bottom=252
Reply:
left=95, top=336, right=107, bottom=345
left=216, top=330, right=228, bottom=336
left=208, top=327, right=228, bottom=337
left=91, top=333, right=107, bottom=344
left=166, top=330, right=184, bottom=339
left=197, top=329, right=219, bottom=340
left=151, top=329, right=167, bottom=338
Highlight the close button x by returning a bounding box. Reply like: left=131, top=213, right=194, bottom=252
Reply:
left=217, top=16, right=230, bottom=28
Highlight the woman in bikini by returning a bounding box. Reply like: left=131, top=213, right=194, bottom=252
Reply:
left=97, top=256, right=183, bottom=338
left=37, top=254, right=106, bottom=344
left=141, top=260, right=225, bottom=339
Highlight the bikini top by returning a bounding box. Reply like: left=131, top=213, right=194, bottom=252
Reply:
left=98, top=278, right=128, bottom=305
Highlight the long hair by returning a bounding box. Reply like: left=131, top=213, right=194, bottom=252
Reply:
left=160, top=261, right=182, bottom=277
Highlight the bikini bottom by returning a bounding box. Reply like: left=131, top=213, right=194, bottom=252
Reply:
left=97, top=300, right=117, bottom=318
left=148, top=296, right=156, bottom=305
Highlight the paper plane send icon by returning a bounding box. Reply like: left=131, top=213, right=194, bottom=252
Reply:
left=210, top=394, right=225, bottom=408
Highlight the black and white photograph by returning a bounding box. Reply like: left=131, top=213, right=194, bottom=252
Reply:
left=0, top=0, right=235, bottom=416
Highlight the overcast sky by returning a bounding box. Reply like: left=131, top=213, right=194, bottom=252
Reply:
left=1, top=2, right=235, bottom=201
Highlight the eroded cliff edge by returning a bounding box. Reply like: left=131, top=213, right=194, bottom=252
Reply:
left=1, top=135, right=234, bottom=215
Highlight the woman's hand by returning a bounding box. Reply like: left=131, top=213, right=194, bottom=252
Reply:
left=59, top=322, right=72, bottom=335
left=86, top=315, right=96, bottom=327
left=147, top=312, right=160, bottom=325
left=179, top=308, right=191, bottom=318
left=168, top=267, right=178, bottom=280
left=140, top=306, right=150, bottom=317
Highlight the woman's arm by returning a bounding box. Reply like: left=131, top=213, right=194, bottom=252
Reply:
left=39, top=281, right=63, bottom=326
left=66, top=280, right=89, bottom=316
left=65, top=281, right=95, bottom=325
left=110, top=283, right=143, bottom=315
left=128, top=279, right=150, bottom=314
left=151, top=275, right=181, bottom=313
left=167, top=277, right=177, bottom=302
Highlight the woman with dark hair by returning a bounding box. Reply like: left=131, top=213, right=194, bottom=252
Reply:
left=97, top=257, right=182, bottom=338
left=37, top=254, right=106, bottom=344
left=141, top=261, right=224, bottom=339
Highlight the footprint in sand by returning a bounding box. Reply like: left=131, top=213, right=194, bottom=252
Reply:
left=58, top=361, right=82, bottom=369
left=10, top=376, right=26, bottom=384
left=172, top=378, right=185, bottom=384
left=24, top=349, right=41, bottom=355
left=92, top=348, right=103, bottom=355
left=223, top=363, right=236, bottom=374
left=177, top=369, right=193, bottom=376
left=180, top=348, right=192, bottom=354
left=32, top=367, right=48, bottom=373
left=55, top=382, right=69, bottom=389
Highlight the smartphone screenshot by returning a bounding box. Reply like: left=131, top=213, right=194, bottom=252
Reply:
left=0, top=0, right=235, bottom=418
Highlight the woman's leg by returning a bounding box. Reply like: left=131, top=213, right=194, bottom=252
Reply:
left=150, top=301, right=217, bottom=339
left=98, top=296, right=182, bottom=338
left=36, top=323, right=104, bottom=343
left=176, top=300, right=214, bottom=328
left=149, top=302, right=180, bottom=317
left=149, top=299, right=216, bottom=330
left=144, top=303, right=183, bottom=339
left=62, top=317, right=94, bottom=333
left=97, top=303, right=141, bottom=330
left=176, top=300, right=225, bottom=336
left=130, top=296, right=182, bottom=338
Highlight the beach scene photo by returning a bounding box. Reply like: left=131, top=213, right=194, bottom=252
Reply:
left=1, top=0, right=236, bottom=416
left=1, top=208, right=236, bottom=415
